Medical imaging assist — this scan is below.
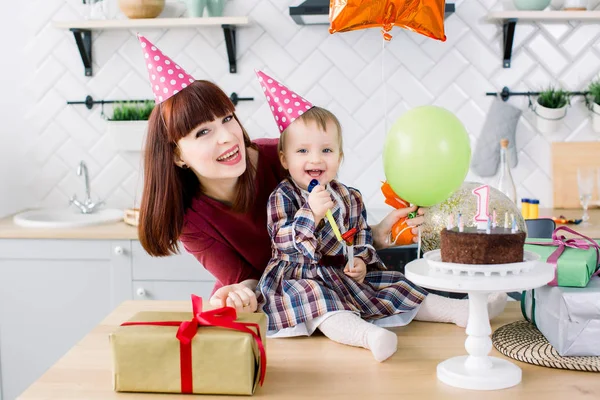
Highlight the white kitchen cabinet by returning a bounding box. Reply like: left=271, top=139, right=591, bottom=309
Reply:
left=0, top=238, right=214, bottom=400
left=0, top=239, right=131, bottom=400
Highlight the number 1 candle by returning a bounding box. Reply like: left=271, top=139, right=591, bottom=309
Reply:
left=473, top=184, right=490, bottom=230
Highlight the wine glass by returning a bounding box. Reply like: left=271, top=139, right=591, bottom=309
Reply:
left=577, top=167, right=595, bottom=224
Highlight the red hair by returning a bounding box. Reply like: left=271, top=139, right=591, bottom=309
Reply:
left=138, top=80, right=257, bottom=257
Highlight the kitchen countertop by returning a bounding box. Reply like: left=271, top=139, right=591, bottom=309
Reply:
left=1, top=208, right=599, bottom=240
left=18, top=301, right=599, bottom=400
left=0, top=216, right=138, bottom=239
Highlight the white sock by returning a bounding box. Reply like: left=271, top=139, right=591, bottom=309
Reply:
left=318, top=312, right=398, bottom=362
left=415, top=293, right=507, bottom=328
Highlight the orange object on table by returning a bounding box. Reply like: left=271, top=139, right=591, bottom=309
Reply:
left=381, top=181, right=416, bottom=246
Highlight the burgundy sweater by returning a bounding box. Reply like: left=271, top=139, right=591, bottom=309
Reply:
left=180, top=138, right=286, bottom=294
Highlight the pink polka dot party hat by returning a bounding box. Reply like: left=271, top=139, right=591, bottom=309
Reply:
left=255, top=70, right=314, bottom=134
left=138, top=34, right=196, bottom=104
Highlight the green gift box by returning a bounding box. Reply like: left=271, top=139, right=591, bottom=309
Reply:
left=525, top=227, right=600, bottom=288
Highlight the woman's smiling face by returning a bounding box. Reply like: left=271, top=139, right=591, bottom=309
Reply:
left=175, top=113, right=247, bottom=181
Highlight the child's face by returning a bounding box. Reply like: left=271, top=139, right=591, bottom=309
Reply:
left=280, top=119, right=342, bottom=190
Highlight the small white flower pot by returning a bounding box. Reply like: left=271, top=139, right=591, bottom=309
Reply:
left=107, top=120, right=148, bottom=151
left=592, top=102, right=600, bottom=134
left=534, top=100, right=567, bottom=133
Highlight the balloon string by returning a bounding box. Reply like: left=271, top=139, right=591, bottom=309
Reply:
left=417, top=225, right=422, bottom=260
left=382, top=36, right=387, bottom=139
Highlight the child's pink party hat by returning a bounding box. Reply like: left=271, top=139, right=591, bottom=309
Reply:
left=255, top=70, right=313, bottom=133
left=138, top=34, right=196, bottom=104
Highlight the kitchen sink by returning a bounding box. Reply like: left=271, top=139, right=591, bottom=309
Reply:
left=13, top=208, right=124, bottom=228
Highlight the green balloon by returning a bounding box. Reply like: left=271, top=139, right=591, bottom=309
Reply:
left=383, top=106, right=471, bottom=207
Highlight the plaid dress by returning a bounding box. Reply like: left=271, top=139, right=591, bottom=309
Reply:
left=256, top=178, right=428, bottom=333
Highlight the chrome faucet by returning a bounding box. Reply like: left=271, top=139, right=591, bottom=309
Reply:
left=70, top=160, right=104, bottom=214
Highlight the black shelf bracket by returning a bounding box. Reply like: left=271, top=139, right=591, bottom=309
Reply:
left=71, top=28, right=93, bottom=76
left=222, top=24, right=237, bottom=73
left=502, top=19, right=518, bottom=68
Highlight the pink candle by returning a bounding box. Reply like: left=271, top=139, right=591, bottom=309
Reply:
left=473, top=185, right=490, bottom=230
left=492, top=210, right=497, bottom=228
left=447, top=215, right=454, bottom=230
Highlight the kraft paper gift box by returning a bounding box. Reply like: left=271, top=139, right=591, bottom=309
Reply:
left=522, top=277, right=600, bottom=356
left=109, top=295, right=267, bottom=395
left=524, top=226, right=600, bottom=288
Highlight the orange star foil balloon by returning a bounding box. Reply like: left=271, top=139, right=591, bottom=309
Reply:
left=329, top=0, right=446, bottom=42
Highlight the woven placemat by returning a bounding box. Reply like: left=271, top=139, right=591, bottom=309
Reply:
left=492, top=320, right=600, bottom=372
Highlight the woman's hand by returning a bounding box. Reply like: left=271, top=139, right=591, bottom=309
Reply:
left=344, top=257, right=367, bottom=284
left=372, top=207, right=427, bottom=249
left=209, top=280, right=258, bottom=313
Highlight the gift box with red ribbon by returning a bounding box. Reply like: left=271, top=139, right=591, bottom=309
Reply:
left=109, top=295, right=267, bottom=395
left=525, top=226, right=600, bottom=288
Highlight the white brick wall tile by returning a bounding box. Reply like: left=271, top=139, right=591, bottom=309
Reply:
left=185, top=35, right=228, bottom=80
left=539, top=23, right=572, bottom=42
left=515, top=119, right=537, bottom=152
left=27, top=56, right=65, bottom=101
left=455, top=66, right=494, bottom=110
left=304, top=84, right=333, bottom=109
left=89, top=133, right=119, bottom=167
left=92, top=155, right=134, bottom=199
left=56, top=139, right=102, bottom=174
left=559, top=51, right=600, bottom=90
left=31, top=123, right=69, bottom=165
left=253, top=34, right=298, bottom=79
left=456, top=0, right=498, bottom=42
left=88, top=54, right=132, bottom=98
left=524, top=134, right=552, bottom=173
left=456, top=100, right=487, bottom=138
left=387, top=34, right=435, bottom=80
left=328, top=102, right=366, bottom=149
left=355, top=52, right=401, bottom=98
left=29, top=156, right=69, bottom=201
left=421, top=14, right=469, bottom=62
left=250, top=0, right=298, bottom=47
left=456, top=33, right=500, bottom=79
left=511, top=151, right=537, bottom=185
left=320, top=35, right=367, bottom=80
left=275, top=50, right=332, bottom=96
left=94, top=30, right=130, bottom=69
left=285, top=26, right=329, bottom=64
left=523, top=169, right=553, bottom=208
left=389, top=65, right=434, bottom=107
left=27, top=90, right=65, bottom=133
left=422, top=50, right=469, bottom=96
left=560, top=23, right=600, bottom=59
left=200, top=26, right=226, bottom=48
left=527, top=34, right=569, bottom=76
left=55, top=107, right=100, bottom=149
left=354, top=87, right=402, bottom=132
left=433, top=84, right=469, bottom=113
left=318, top=69, right=366, bottom=114
left=491, top=51, right=536, bottom=88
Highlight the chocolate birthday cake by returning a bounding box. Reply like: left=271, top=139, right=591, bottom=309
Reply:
left=440, top=227, right=526, bottom=265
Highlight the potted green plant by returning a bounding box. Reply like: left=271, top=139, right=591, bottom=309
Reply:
left=107, top=101, right=154, bottom=151
left=587, top=80, right=600, bottom=133
left=535, top=87, right=569, bottom=133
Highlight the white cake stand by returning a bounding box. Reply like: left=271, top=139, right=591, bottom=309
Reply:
left=405, top=255, right=554, bottom=391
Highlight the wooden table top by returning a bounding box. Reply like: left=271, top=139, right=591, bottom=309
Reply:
left=18, top=301, right=599, bottom=400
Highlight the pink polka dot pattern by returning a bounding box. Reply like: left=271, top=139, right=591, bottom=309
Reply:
left=255, top=70, right=314, bottom=134
left=138, top=34, right=195, bottom=104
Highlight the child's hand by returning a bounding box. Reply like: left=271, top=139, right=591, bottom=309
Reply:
left=308, top=184, right=334, bottom=223
left=344, top=257, right=367, bottom=284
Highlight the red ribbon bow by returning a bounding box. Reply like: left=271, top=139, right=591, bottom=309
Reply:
left=121, top=294, right=266, bottom=393
left=528, top=226, right=600, bottom=286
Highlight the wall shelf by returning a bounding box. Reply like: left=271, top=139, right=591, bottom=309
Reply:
left=487, top=11, right=600, bottom=68
left=52, top=17, right=250, bottom=76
